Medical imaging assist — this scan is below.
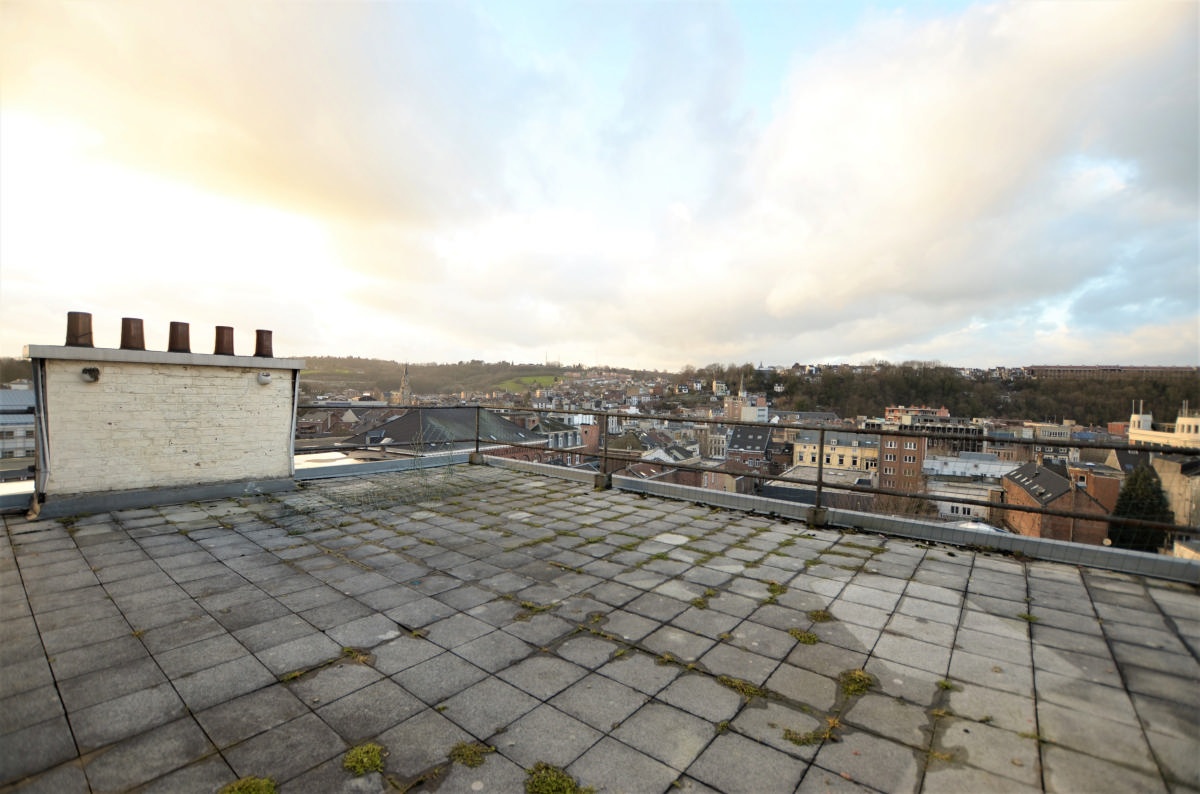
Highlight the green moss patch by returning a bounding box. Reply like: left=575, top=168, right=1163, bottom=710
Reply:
left=838, top=668, right=875, bottom=697
left=449, top=741, right=495, bottom=768
left=219, top=778, right=277, bottom=794
left=525, top=762, right=595, bottom=794
left=343, top=742, right=386, bottom=776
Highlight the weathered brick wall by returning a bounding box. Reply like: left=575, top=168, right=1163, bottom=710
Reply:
left=42, top=359, right=297, bottom=495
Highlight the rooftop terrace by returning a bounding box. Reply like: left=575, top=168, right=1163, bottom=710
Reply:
left=2, top=463, right=1197, bottom=793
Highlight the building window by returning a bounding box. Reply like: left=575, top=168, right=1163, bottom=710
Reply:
left=903, top=455, right=916, bottom=463
left=883, top=466, right=895, bottom=475
left=950, top=505, right=960, bottom=514
left=837, top=455, right=845, bottom=466
left=885, top=440, right=897, bottom=449
left=884, top=453, right=895, bottom=461
left=904, top=441, right=917, bottom=450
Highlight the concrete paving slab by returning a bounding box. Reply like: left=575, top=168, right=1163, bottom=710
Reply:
left=686, top=732, right=806, bottom=794
left=436, top=751, right=528, bottom=794
left=813, top=731, right=922, bottom=794
left=597, top=651, right=682, bottom=696
left=729, top=699, right=822, bottom=761
left=255, top=632, right=343, bottom=676
left=376, top=709, right=473, bottom=778
left=0, top=716, right=77, bottom=786
left=844, top=693, right=932, bottom=749
left=154, top=633, right=248, bottom=677
left=948, top=648, right=1032, bottom=696
left=2, top=761, right=91, bottom=794
left=134, top=755, right=238, bottom=794
left=568, top=735, right=680, bottom=794
left=56, top=656, right=167, bottom=713
left=174, top=653, right=277, bottom=711
left=439, top=677, right=540, bottom=740
left=935, top=717, right=1040, bottom=788
left=81, top=716, right=213, bottom=793
left=68, top=681, right=185, bottom=753
left=195, top=684, right=310, bottom=748
left=1037, top=700, right=1159, bottom=775
left=1041, top=744, right=1168, bottom=794
left=657, top=673, right=744, bottom=723
left=921, top=764, right=1042, bottom=794
left=493, top=703, right=603, bottom=769
left=288, top=660, right=383, bottom=706
left=698, top=642, right=780, bottom=686
left=316, top=678, right=424, bottom=743
left=766, top=663, right=838, bottom=712
left=613, top=702, right=714, bottom=771
left=223, top=711, right=348, bottom=784
left=392, top=652, right=488, bottom=705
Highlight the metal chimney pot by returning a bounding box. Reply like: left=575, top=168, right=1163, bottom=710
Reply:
left=214, top=326, right=235, bottom=356
left=168, top=322, right=191, bottom=353
left=254, top=329, right=273, bottom=358
left=65, top=311, right=94, bottom=347
left=120, top=318, right=145, bottom=350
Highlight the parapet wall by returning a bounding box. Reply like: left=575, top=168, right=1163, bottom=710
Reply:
left=25, top=313, right=304, bottom=515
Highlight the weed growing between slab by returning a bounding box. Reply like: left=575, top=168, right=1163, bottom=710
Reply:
left=807, top=609, right=835, bottom=623
left=717, top=675, right=768, bottom=701
left=838, top=669, right=875, bottom=697
left=784, top=716, right=843, bottom=746
left=343, top=743, right=386, bottom=776
left=449, top=741, right=495, bottom=768
left=219, top=777, right=277, bottom=794
left=525, top=762, right=595, bottom=794
left=342, top=647, right=373, bottom=664
left=788, top=628, right=820, bottom=645
left=761, top=580, right=788, bottom=605
left=515, top=601, right=555, bottom=621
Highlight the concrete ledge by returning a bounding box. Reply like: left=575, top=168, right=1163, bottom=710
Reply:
left=296, top=455, right=468, bottom=481
left=610, top=475, right=1200, bottom=585
left=481, top=455, right=605, bottom=486
left=24, top=345, right=304, bottom=370
left=32, top=479, right=296, bottom=519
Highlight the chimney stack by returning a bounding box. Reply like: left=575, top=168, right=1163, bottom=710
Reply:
left=214, top=326, right=235, bottom=356
left=65, top=311, right=94, bottom=347
left=119, top=318, right=145, bottom=350
left=167, top=322, right=191, bottom=353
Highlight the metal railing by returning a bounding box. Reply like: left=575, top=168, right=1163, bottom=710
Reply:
left=297, top=405, right=1199, bottom=543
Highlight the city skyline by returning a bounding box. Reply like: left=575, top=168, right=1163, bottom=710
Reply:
left=1, top=1, right=1196, bottom=370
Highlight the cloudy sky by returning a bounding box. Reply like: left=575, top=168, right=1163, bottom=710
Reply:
left=1, top=1, right=1196, bottom=370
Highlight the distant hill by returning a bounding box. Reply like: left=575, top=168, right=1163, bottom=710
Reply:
left=298, top=357, right=655, bottom=397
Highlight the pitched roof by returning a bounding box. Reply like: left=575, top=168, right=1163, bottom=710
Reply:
left=1110, top=448, right=1153, bottom=474
left=1004, top=461, right=1071, bottom=505
left=344, top=408, right=545, bottom=451
left=728, top=426, right=771, bottom=453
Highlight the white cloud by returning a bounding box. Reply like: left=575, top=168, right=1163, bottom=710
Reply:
left=0, top=1, right=1195, bottom=369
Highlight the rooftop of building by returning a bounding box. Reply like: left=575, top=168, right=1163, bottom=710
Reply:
left=2, top=461, right=1197, bottom=793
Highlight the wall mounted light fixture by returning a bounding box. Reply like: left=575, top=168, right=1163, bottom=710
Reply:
left=81, top=367, right=100, bottom=383
left=257, top=372, right=271, bottom=385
